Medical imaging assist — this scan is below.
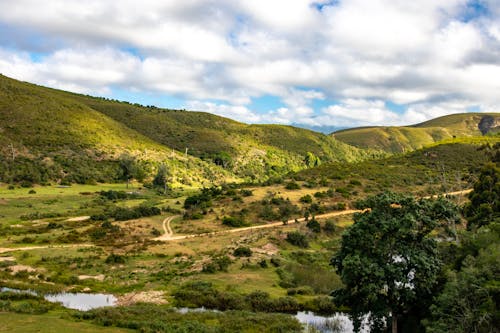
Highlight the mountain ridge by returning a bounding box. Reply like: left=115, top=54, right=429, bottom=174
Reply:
left=332, top=112, right=500, bottom=153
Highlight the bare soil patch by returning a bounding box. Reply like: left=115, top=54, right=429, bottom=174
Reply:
left=116, top=291, right=167, bottom=306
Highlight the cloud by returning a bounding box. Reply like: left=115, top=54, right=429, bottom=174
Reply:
left=0, top=0, right=499, bottom=128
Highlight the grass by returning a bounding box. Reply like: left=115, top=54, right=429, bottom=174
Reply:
left=0, top=312, right=131, bottom=332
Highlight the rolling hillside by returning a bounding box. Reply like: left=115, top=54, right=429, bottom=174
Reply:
left=0, top=74, right=234, bottom=186
left=0, top=75, right=370, bottom=185
left=67, top=93, right=374, bottom=179
left=333, top=113, right=500, bottom=153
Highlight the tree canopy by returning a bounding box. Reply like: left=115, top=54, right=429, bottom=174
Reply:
left=331, top=192, right=459, bottom=333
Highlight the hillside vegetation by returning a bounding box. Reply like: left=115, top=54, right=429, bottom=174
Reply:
left=0, top=74, right=371, bottom=185
left=333, top=113, right=500, bottom=153
left=0, top=75, right=233, bottom=186
left=67, top=92, right=374, bottom=179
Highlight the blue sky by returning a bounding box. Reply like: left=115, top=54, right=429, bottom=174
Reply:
left=0, top=0, right=499, bottom=131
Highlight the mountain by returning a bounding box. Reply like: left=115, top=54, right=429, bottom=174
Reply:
left=332, top=113, right=500, bottom=153
left=0, top=75, right=369, bottom=185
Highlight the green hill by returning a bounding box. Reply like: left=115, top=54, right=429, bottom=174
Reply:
left=295, top=137, right=499, bottom=196
left=0, top=75, right=234, bottom=186
left=0, top=74, right=371, bottom=185
left=332, top=113, right=500, bottom=153
left=49, top=83, right=374, bottom=181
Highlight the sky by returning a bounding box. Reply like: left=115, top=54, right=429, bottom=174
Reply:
left=0, top=0, right=499, bottom=131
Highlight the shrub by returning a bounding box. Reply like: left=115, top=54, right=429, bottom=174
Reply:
left=306, top=219, right=321, bottom=233
left=240, top=189, right=253, bottom=197
left=299, top=194, right=313, bottom=203
left=222, top=216, right=248, bottom=227
left=105, top=253, right=126, bottom=264
left=285, top=181, right=300, bottom=190
left=323, top=220, right=336, bottom=234
left=286, top=231, right=309, bottom=248
left=234, top=247, right=252, bottom=257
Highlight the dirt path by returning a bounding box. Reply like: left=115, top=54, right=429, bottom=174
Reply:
left=154, top=215, right=179, bottom=240
left=153, top=189, right=472, bottom=242
left=0, top=243, right=94, bottom=254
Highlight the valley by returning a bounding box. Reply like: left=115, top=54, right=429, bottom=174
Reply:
left=0, top=75, right=498, bottom=332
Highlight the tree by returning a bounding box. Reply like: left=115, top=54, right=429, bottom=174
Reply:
left=119, top=153, right=142, bottom=189
left=153, top=163, right=170, bottom=194
left=304, top=152, right=321, bottom=168
left=463, top=162, right=500, bottom=230
left=424, top=242, right=500, bottom=333
left=331, top=192, right=459, bottom=333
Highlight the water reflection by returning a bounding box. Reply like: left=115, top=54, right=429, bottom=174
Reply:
left=1, top=287, right=116, bottom=311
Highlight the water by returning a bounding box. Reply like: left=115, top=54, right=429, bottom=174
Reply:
left=295, top=311, right=353, bottom=333
left=0, top=287, right=116, bottom=311
left=44, top=292, right=117, bottom=311
left=295, top=311, right=370, bottom=333
left=175, top=307, right=365, bottom=333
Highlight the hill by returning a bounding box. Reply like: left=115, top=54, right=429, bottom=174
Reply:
left=0, top=74, right=370, bottom=185
left=66, top=94, right=374, bottom=180
left=0, top=74, right=233, bottom=186
left=332, top=113, right=500, bottom=153
left=295, top=137, right=499, bottom=195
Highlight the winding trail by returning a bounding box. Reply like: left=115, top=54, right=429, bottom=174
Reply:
left=156, top=215, right=179, bottom=240
left=0, top=243, right=93, bottom=254
left=153, top=189, right=472, bottom=242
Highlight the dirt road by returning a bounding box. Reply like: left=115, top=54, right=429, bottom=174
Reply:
left=0, top=243, right=94, bottom=254
left=153, top=188, right=472, bottom=242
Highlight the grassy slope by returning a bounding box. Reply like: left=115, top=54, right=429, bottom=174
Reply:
left=0, top=75, right=235, bottom=186
left=67, top=93, right=372, bottom=177
left=0, top=74, right=372, bottom=182
left=333, top=113, right=500, bottom=153
left=296, top=137, right=499, bottom=195
left=0, top=312, right=131, bottom=333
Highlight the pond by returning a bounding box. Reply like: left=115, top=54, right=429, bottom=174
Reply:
left=44, top=292, right=116, bottom=311
left=0, top=287, right=116, bottom=311
left=295, top=311, right=369, bottom=333
left=176, top=307, right=368, bottom=333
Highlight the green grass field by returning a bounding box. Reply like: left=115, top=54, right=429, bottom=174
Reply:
left=0, top=312, right=131, bottom=333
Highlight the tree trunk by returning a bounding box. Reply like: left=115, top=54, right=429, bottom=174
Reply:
left=392, top=314, right=398, bottom=333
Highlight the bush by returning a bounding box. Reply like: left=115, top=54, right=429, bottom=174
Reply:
left=299, top=194, right=313, bottom=203
left=203, top=255, right=232, bottom=273
left=240, top=189, right=253, bottom=197
left=286, top=231, right=309, bottom=248
left=234, top=247, right=252, bottom=257
left=222, top=216, right=248, bottom=227
left=323, top=220, right=336, bottom=234
left=105, top=254, right=126, bottom=264
left=285, top=181, right=300, bottom=190
left=306, top=219, right=321, bottom=233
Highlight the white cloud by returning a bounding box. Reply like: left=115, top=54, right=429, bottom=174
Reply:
left=0, top=0, right=499, bottom=128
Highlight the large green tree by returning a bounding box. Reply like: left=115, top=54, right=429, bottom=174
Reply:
left=331, top=192, right=459, bottom=333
